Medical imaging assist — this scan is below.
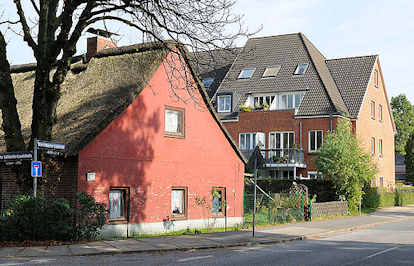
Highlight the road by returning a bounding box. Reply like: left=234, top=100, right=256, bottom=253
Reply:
left=1, top=218, right=413, bottom=266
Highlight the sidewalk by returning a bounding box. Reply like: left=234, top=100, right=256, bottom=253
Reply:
left=1, top=205, right=413, bottom=258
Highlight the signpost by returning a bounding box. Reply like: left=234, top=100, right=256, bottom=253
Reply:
left=32, top=139, right=65, bottom=197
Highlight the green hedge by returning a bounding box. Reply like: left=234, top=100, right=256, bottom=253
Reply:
left=245, top=179, right=337, bottom=202
left=395, top=189, right=414, bottom=206
left=0, top=192, right=107, bottom=242
left=362, top=187, right=395, bottom=208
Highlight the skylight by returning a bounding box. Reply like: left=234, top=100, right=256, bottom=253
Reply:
left=262, top=65, right=281, bottom=78
left=238, top=68, right=256, bottom=79
left=202, top=77, right=214, bottom=89
left=294, top=63, right=309, bottom=75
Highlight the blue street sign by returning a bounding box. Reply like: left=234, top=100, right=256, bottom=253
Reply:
left=31, top=161, right=42, bottom=177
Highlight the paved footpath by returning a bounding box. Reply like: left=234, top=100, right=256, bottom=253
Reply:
left=1, top=206, right=413, bottom=258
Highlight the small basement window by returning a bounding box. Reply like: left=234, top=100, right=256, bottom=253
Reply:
left=238, top=68, right=256, bottom=79
left=262, top=65, right=281, bottom=78
left=202, top=77, right=214, bottom=89
left=294, top=63, right=309, bottom=75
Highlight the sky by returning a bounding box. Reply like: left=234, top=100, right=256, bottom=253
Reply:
left=2, top=0, right=414, bottom=102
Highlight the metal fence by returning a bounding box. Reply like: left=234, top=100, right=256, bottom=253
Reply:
left=244, top=192, right=305, bottom=226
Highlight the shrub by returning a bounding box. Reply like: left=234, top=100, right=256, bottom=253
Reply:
left=72, top=192, right=108, bottom=241
left=1, top=195, right=73, bottom=241
left=0, top=192, right=107, bottom=242
left=362, top=187, right=395, bottom=209
left=395, top=189, right=414, bottom=206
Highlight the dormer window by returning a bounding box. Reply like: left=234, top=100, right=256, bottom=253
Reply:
left=202, top=77, right=214, bottom=89
left=262, top=65, right=281, bottom=78
left=238, top=68, right=256, bottom=79
left=217, top=95, right=232, bottom=112
left=294, top=63, right=309, bottom=75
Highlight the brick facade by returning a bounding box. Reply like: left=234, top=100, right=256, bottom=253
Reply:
left=354, top=59, right=395, bottom=190
left=223, top=110, right=338, bottom=177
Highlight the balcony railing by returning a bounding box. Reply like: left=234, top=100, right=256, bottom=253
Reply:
left=242, top=148, right=306, bottom=167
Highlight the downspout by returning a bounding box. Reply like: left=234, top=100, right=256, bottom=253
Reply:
left=329, top=115, right=333, bottom=133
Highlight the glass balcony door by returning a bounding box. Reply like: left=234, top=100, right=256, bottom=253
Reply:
left=269, top=132, right=294, bottom=159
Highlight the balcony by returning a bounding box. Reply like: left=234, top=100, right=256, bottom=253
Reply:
left=242, top=148, right=306, bottom=168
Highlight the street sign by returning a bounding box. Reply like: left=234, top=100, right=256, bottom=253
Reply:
left=36, top=141, right=65, bottom=151
left=0, top=152, right=32, bottom=161
left=31, top=161, right=42, bottom=177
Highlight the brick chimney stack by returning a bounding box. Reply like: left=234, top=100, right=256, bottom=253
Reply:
left=86, top=36, right=117, bottom=62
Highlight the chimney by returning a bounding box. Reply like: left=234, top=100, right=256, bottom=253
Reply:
left=86, top=36, right=117, bottom=62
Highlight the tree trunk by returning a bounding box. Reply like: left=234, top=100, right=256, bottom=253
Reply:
left=0, top=32, right=25, bottom=152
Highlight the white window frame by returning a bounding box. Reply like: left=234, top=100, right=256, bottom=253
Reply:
left=374, top=69, right=379, bottom=88
left=294, top=63, right=309, bottom=75
left=262, top=65, right=281, bottom=78
left=238, top=68, right=256, bottom=79
left=239, top=132, right=265, bottom=150
left=379, top=139, right=383, bottom=158
left=379, top=104, right=383, bottom=122
left=371, top=101, right=375, bottom=120
left=371, top=137, right=376, bottom=154
left=308, top=130, right=323, bottom=153
left=379, top=176, right=384, bottom=187
left=217, top=95, right=232, bottom=113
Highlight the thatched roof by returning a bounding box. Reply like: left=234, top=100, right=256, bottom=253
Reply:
left=6, top=43, right=167, bottom=155
left=4, top=42, right=246, bottom=163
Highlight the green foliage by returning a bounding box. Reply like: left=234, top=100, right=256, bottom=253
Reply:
left=395, top=189, right=414, bottom=206
left=362, top=187, right=395, bottom=208
left=405, top=133, right=414, bottom=184
left=0, top=194, right=72, bottom=241
left=72, top=192, right=108, bottom=241
left=315, top=119, right=377, bottom=213
left=391, top=94, right=414, bottom=155
left=0, top=192, right=107, bottom=242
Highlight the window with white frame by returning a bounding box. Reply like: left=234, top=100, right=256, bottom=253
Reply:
left=379, top=104, right=383, bottom=122
left=171, top=187, right=187, bottom=218
left=374, top=69, right=379, bottom=88
left=254, top=95, right=275, bottom=108
left=262, top=65, right=281, bottom=78
left=379, top=176, right=384, bottom=187
left=238, top=68, right=256, bottom=79
left=239, top=132, right=265, bottom=150
left=269, top=132, right=295, bottom=157
left=371, top=101, right=375, bottom=119
left=371, top=137, right=376, bottom=154
left=165, top=107, right=184, bottom=137
left=217, top=95, right=231, bottom=112
left=379, top=139, right=383, bottom=157
left=294, top=63, right=309, bottom=75
left=276, top=92, right=304, bottom=110
left=309, top=130, right=323, bottom=152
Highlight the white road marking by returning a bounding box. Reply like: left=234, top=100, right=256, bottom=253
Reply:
left=365, top=246, right=399, bottom=259
left=177, top=255, right=213, bottom=262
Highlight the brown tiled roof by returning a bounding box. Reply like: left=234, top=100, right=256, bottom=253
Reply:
left=326, top=55, right=378, bottom=118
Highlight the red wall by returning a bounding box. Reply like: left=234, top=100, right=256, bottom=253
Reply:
left=223, top=110, right=338, bottom=176
left=77, top=53, right=244, bottom=224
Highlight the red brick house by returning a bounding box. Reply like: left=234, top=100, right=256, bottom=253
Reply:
left=206, top=33, right=395, bottom=190
left=2, top=37, right=246, bottom=237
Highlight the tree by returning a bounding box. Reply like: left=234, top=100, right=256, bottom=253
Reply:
left=405, top=132, right=414, bottom=184
left=0, top=1, right=252, bottom=190
left=315, top=119, right=377, bottom=213
left=391, top=94, right=414, bottom=155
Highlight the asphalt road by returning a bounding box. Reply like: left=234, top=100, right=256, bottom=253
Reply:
left=1, top=218, right=414, bottom=266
